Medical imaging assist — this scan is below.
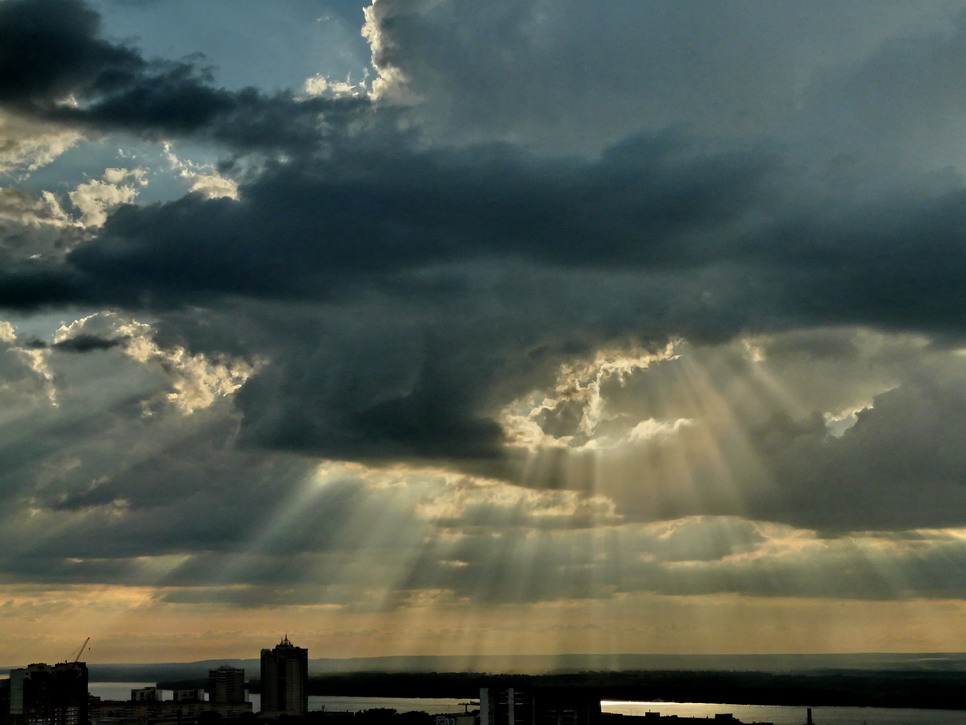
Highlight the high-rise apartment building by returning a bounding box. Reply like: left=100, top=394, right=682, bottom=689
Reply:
left=208, top=666, right=245, bottom=705
left=259, top=636, right=307, bottom=718
left=9, top=662, right=88, bottom=725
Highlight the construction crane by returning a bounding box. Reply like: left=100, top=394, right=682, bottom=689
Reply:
left=66, top=637, right=90, bottom=663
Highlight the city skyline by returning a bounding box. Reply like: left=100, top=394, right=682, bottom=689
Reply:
left=4, top=0, right=966, bottom=665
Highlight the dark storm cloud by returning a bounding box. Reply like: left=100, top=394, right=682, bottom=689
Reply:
left=363, top=0, right=959, bottom=153
left=4, top=122, right=966, bottom=345
left=0, top=266, right=87, bottom=308
left=0, top=125, right=794, bottom=468
left=10, top=134, right=773, bottom=308
left=5, top=134, right=966, bottom=481
left=18, top=334, right=124, bottom=351
left=794, top=12, right=966, bottom=171
left=0, top=0, right=137, bottom=104
left=3, top=128, right=964, bottom=474
left=3, top=0, right=966, bottom=342
left=750, top=372, right=966, bottom=532
left=51, top=333, right=126, bottom=352
left=0, top=0, right=366, bottom=151
left=755, top=178, right=966, bottom=337
left=0, top=409, right=323, bottom=561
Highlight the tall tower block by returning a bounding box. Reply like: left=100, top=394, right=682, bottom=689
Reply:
left=259, top=636, right=308, bottom=718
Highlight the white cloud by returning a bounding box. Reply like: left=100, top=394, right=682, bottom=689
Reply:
left=0, top=320, right=15, bottom=344
left=0, top=111, right=81, bottom=176
left=0, top=327, right=57, bottom=411
left=500, top=343, right=680, bottom=450
left=162, top=143, right=239, bottom=200
left=302, top=74, right=366, bottom=99
left=68, top=168, right=147, bottom=228
left=0, top=187, right=73, bottom=229
left=361, top=0, right=427, bottom=101
left=54, top=312, right=260, bottom=415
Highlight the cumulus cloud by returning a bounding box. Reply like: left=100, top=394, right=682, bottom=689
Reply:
left=52, top=311, right=259, bottom=414
left=302, top=74, right=366, bottom=99
left=0, top=110, right=81, bottom=175
left=69, top=167, right=146, bottom=226
left=162, top=143, right=238, bottom=200
left=0, top=165, right=151, bottom=281
left=0, top=187, right=73, bottom=231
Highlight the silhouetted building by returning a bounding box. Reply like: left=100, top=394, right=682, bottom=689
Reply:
left=481, top=688, right=532, bottom=725
left=481, top=687, right=599, bottom=725
left=130, top=689, right=161, bottom=703
left=90, top=699, right=251, bottom=725
left=598, top=714, right=764, bottom=725
left=435, top=715, right=476, bottom=725
left=171, top=690, right=205, bottom=703
left=259, top=636, right=307, bottom=718
left=0, top=679, right=10, bottom=725
left=9, top=662, right=88, bottom=725
left=208, top=667, right=245, bottom=705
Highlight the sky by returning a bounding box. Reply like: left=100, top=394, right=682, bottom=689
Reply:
left=3, top=0, right=966, bottom=667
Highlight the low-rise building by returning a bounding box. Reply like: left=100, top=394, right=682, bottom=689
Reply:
left=208, top=667, right=246, bottom=706
left=435, top=714, right=476, bottom=725
left=91, top=699, right=252, bottom=725
left=480, top=687, right=599, bottom=725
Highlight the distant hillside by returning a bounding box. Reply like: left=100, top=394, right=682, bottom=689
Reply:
left=15, top=652, right=963, bottom=682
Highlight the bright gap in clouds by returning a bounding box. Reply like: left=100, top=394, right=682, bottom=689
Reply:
left=504, top=340, right=782, bottom=524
